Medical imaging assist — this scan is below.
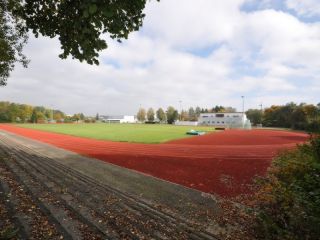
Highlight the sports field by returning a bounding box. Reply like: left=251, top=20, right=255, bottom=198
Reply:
left=0, top=124, right=309, bottom=196
left=16, top=123, right=213, bottom=143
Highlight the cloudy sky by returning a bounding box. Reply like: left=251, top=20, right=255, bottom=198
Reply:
left=1, top=0, right=320, bottom=115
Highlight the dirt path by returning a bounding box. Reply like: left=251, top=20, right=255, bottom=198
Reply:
left=0, top=132, right=221, bottom=240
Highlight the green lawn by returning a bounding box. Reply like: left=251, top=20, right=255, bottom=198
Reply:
left=16, top=123, right=214, bottom=143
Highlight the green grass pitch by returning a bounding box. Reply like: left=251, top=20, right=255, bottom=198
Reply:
left=16, top=123, right=214, bottom=143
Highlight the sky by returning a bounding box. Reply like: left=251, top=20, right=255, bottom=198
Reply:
left=1, top=0, right=320, bottom=115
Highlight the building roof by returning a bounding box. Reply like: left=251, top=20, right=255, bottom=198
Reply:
left=99, top=115, right=134, bottom=120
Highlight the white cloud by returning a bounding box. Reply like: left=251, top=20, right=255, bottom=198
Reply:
left=143, top=0, right=245, bottom=48
left=1, top=0, right=320, bottom=115
left=286, top=0, right=320, bottom=17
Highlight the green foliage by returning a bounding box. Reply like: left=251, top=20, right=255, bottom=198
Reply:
left=166, top=106, right=178, bottom=124
left=147, top=108, right=155, bottom=121
left=30, top=109, right=37, bottom=123
left=179, top=110, right=188, bottom=121
left=0, top=227, right=19, bottom=239
left=195, top=106, right=201, bottom=117
left=14, top=0, right=154, bottom=65
left=188, top=107, right=196, bottom=121
left=257, top=102, right=320, bottom=132
left=70, top=113, right=85, bottom=122
left=156, top=108, right=166, bottom=123
left=0, top=0, right=29, bottom=86
left=1, top=0, right=157, bottom=85
left=246, top=109, right=263, bottom=126
left=0, top=101, right=65, bottom=123
left=211, top=105, right=225, bottom=113
left=137, top=108, right=146, bottom=122
left=253, top=135, right=320, bottom=240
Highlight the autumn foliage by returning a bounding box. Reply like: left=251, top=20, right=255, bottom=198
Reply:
left=251, top=135, right=320, bottom=239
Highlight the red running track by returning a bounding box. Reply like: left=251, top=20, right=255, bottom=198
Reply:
left=0, top=124, right=309, bottom=197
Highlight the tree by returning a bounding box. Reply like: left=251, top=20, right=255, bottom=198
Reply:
left=95, top=113, right=99, bottom=121
left=224, top=106, right=236, bottom=113
left=8, top=103, right=19, bottom=122
left=246, top=109, right=263, bottom=126
left=147, top=108, right=155, bottom=122
left=72, top=113, right=81, bottom=122
left=1, top=0, right=156, bottom=85
left=166, top=106, right=178, bottom=124
left=137, top=108, right=146, bottom=122
left=79, top=113, right=85, bottom=120
left=53, top=111, right=64, bottom=121
left=44, top=109, right=51, bottom=119
left=0, top=101, right=66, bottom=123
left=179, top=110, right=188, bottom=121
left=0, top=101, right=10, bottom=122
left=263, top=103, right=296, bottom=128
left=195, top=106, right=201, bottom=117
left=19, top=104, right=33, bottom=122
left=302, top=104, right=318, bottom=121
left=156, top=108, right=166, bottom=123
left=30, top=109, right=37, bottom=123
left=212, top=105, right=225, bottom=113
left=291, top=107, right=307, bottom=130
left=36, top=111, right=46, bottom=122
left=188, top=107, right=196, bottom=121
left=0, top=0, right=29, bottom=86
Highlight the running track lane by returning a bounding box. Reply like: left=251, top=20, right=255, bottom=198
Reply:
left=0, top=124, right=309, bottom=197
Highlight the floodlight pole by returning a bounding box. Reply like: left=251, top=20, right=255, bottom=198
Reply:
left=50, top=105, right=54, bottom=122
left=259, top=103, right=263, bottom=125
left=179, top=100, right=182, bottom=120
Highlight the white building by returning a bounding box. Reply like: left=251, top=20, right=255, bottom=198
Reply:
left=174, top=121, right=199, bottom=126
left=99, top=115, right=135, bottom=123
left=198, top=112, right=251, bottom=129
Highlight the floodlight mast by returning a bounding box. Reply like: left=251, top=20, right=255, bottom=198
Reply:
left=179, top=100, right=182, bottom=120
left=50, top=105, right=54, bottom=122
left=259, top=103, right=263, bottom=125
left=241, top=96, right=245, bottom=129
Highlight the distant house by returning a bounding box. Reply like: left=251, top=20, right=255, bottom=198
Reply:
left=198, top=112, right=251, bottom=129
left=99, top=115, right=135, bottom=123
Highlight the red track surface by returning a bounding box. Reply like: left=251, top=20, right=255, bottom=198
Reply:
left=0, top=124, right=308, bottom=197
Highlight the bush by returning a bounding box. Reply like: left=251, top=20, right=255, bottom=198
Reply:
left=145, top=121, right=157, bottom=124
left=252, top=135, right=320, bottom=240
left=306, top=120, right=320, bottom=133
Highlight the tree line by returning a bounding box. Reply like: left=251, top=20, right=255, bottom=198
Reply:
left=246, top=102, right=320, bottom=131
left=136, top=105, right=236, bottom=124
left=0, top=101, right=89, bottom=123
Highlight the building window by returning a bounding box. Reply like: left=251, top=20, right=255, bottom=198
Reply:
left=216, top=114, right=224, bottom=118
